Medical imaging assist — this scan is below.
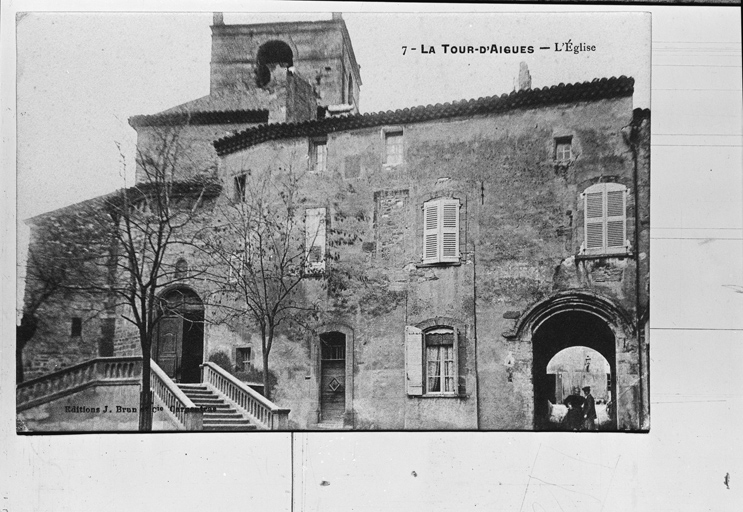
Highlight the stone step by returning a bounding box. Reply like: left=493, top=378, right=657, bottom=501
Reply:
left=203, top=423, right=258, bottom=431
left=203, top=417, right=252, bottom=426
left=176, top=383, right=259, bottom=431
left=180, top=389, right=214, bottom=396
left=187, top=396, right=224, bottom=403
left=203, top=411, right=244, bottom=419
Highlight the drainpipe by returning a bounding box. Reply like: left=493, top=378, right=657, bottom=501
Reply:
left=626, top=109, right=648, bottom=429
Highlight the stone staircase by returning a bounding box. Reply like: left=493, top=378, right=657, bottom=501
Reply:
left=177, top=383, right=256, bottom=431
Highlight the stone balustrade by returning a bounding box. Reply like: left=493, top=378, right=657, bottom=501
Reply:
left=17, top=357, right=142, bottom=411
left=201, top=362, right=289, bottom=430
left=150, top=359, right=203, bottom=430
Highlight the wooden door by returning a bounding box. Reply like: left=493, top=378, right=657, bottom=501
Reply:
left=154, top=316, right=182, bottom=380
left=320, top=335, right=346, bottom=423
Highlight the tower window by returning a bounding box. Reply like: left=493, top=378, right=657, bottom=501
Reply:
left=255, top=41, right=294, bottom=88
left=347, top=74, right=353, bottom=105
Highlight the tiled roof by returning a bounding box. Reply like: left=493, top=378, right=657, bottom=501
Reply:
left=214, top=76, right=635, bottom=156
left=129, top=92, right=270, bottom=127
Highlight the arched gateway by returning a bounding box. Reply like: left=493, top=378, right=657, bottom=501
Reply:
left=153, top=287, right=205, bottom=383
left=505, top=291, right=640, bottom=431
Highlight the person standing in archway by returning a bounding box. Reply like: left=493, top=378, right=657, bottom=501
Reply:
left=563, top=386, right=585, bottom=431
left=582, top=386, right=597, bottom=431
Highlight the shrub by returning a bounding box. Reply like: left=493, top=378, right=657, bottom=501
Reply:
left=207, top=350, right=234, bottom=373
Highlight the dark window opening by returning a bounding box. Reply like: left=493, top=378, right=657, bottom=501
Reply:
left=71, top=317, right=82, bottom=337
left=256, top=41, right=294, bottom=88
left=175, top=258, right=188, bottom=279
left=321, top=332, right=346, bottom=361
left=234, top=174, right=246, bottom=202
left=236, top=347, right=252, bottom=372
left=347, top=74, right=353, bottom=105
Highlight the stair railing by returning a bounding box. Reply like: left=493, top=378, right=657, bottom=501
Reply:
left=201, top=362, right=290, bottom=430
left=17, top=357, right=142, bottom=411
left=150, top=359, right=203, bottom=430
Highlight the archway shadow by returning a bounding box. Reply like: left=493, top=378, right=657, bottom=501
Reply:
left=532, top=311, right=617, bottom=431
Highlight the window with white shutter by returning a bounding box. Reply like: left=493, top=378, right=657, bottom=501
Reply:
left=581, top=183, right=628, bottom=255
left=305, top=208, right=327, bottom=274
left=422, top=198, right=460, bottom=264
left=404, top=326, right=423, bottom=396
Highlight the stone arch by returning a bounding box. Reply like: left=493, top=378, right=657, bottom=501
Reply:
left=255, top=40, right=294, bottom=87
left=505, top=291, right=636, bottom=431
left=504, top=290, right=634, bottom=343
left=154, top=285, right=204, bottom=383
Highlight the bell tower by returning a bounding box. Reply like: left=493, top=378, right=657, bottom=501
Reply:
left=209, top=12, right=362, bottom=112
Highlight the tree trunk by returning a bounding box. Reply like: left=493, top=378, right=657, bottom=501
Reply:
left=139, top=341, right=153, bottom=432
left=262, top=350, right=271, bottom=400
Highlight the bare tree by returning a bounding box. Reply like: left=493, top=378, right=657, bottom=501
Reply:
left=21, top=126, right=218, bottom=431
left=103, top=127, right=218, bottom=431
left=200, top=164, right=320, bottom=400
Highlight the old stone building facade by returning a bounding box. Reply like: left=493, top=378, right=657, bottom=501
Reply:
left=21, top=14, right=650, bottom=431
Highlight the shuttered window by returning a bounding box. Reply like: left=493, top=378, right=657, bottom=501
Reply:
left=581, top=183, right=628, bottom=255
left=422, top=198, right=460, bottom=264
left=305, top=208, right=327, bottom=274
left=404, top=326, right=424, bottom=396
left=405, top=325, right=460, bottom=396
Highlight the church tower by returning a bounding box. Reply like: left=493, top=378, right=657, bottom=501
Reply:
left=209, top=12, right=362, bottom=113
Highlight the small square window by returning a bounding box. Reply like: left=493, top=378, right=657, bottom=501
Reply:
left=310, top=139, right=327, bottom=173
left=236, top=347, right=252, bottom=372
left=71, top=317, right=82, bottom=337
left=384, top=130, right=404, bottom=166
left=555, top=137, right=572, bottom=162
left=234, top=174, right=247, bottom=202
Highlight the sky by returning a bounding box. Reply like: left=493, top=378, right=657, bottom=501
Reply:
left=15, top=11, right=652, bottom=220
left=2, top=3, right=742, bottom=512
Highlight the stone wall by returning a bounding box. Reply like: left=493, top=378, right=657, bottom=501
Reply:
left=218, top=94, right=648, bottom=430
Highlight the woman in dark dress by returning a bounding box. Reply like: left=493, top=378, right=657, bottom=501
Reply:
left=563, top=387, right=585, bottom=431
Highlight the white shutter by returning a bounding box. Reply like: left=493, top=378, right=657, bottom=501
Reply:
left=606, top=185, right=626, bottom=251
left=441, top=199, right=460, bottom=263
left=404, top=326, right=423, bottom=396
left=584, top=190, right=604, bottom=250
left=583, top=183, right=628, bottom=255
left=423, top=201, right=439, bottom=264
left=305, top=208, right=326, bottom=273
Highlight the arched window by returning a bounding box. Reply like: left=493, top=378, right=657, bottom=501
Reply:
left=581, top=183, right=628, bottom=255
left=255, top=41, right=293, bottom=88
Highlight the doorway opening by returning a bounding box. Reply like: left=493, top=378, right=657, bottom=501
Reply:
left=153, top=287, right=204, bottom=383
left=532, top=311, right=616, bottom=431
